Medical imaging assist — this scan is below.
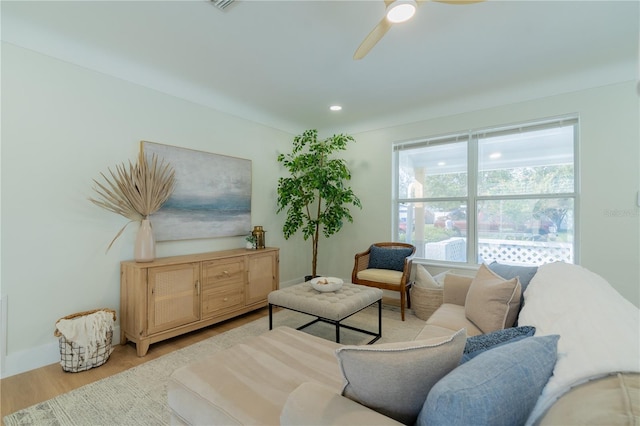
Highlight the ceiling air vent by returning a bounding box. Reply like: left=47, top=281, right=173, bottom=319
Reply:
left=211, top=0, right=234, bottom=10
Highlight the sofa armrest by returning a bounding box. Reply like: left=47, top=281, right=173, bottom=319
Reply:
left=443, top=274, right=474, bottom=306
left=281, top=382, right=403, bottom=426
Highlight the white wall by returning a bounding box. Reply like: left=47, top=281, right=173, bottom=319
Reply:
left=322, top=81, right=640, bottom=309
left=0, top=44, right=309, bottom=377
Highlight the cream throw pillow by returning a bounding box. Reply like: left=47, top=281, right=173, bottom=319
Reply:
left=465, top=263, right=521, bottom=333
left=414, top=264, right=449, bottom=288
left=413, top=264, right=438, bottom=288
left=336, top=329, right=466, bottom=425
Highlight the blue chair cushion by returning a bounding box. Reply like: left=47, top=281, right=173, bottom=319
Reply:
left=367, top=245, right=413, bottom=272
left=460, top=325, right=536, bottom=364
left=417, top=335, right=559, bottom=426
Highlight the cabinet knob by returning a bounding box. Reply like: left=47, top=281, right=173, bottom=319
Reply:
left=223, top=297, right=228, bottom=302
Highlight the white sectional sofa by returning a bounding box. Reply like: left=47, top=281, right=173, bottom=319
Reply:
left=168, top=262, right=639, bottom=425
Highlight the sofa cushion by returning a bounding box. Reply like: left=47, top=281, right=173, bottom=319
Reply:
left=460, top=325, right=536, bottom=364
left=168, top=327, right=343, bottom=426
left=538, top=373, right=640, bottom=425
left=281, top=382, right=404, bottom=426
left=423, top=303, right=483, bottom=338
left=465, top=263, right=521, bottom=333
left=417, top=334, right=559, bottom=426
left=488, top=261, right=538, bottom=313
left=367, top=245, right=413, bottom=271
left=488, top=261, right=538, bottom=288
left=442, top=273, right=473, bottom=305
left=336, top=329, right=466, bottom=425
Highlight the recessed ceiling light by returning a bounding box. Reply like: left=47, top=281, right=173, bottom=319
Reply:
left=489, top=152, right=502, bottom=159
left=437, top=161, right=446, bottom=166
left=330, top=105, right=342, bottom=111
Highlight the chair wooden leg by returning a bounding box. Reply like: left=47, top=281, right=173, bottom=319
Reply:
left=400, top=289, right=406, bottom=321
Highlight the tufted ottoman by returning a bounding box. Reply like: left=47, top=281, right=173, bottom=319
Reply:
left=268, top=282, right=383, bottom=344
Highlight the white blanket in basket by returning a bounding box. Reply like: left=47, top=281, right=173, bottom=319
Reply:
left=56, top=310, right=114, bottom=357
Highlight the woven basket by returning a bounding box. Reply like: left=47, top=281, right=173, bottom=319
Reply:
left=411, top=287, right=444, bottom=321
left=54, top=308, right=116, bottom=373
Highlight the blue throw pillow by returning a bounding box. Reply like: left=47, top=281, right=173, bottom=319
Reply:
left=417, top=335, right=559, bottom=426
left=367, top=246, right=413, bottom=272
left=460, top=326, right=536, bottom=364
left=488, top=261, right=538, bottom=294
left=489, top=262, right=538, bottom=323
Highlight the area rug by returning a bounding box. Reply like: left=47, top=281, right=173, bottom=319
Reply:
left=4, top=305, right=424, bottom=426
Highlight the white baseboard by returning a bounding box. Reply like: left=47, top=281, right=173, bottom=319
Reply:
left=1, top=325, right=121, bottom=379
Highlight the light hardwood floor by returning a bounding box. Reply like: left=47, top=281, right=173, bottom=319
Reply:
left=0, top=307, right=269, bottom=422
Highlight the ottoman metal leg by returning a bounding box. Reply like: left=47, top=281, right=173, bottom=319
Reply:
left=269, top=304, right=273, bottom=330
left=378, top=299, right=382, bottom=337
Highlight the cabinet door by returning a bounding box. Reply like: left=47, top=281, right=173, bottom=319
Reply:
left=201, top=257, right=245, bottom=318
left=147, top=263, right=200, bottom=335
left=246, top=251, right=277, bottom=306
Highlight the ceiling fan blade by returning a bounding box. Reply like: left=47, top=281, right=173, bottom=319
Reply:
left=353, top=18, right=393, bottom=60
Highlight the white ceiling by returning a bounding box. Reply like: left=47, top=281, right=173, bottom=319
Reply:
left=2, top=0, right=638, bottom=135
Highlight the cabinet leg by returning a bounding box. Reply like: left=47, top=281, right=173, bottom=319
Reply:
left=137, top=341, right=150, bottom=357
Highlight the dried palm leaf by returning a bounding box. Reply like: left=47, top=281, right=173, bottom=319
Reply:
left=90, top=151, right=175, bottom=251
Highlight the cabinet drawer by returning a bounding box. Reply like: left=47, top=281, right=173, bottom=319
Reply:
left=202, top=258, right=245, bottom=288
left=202, top=283, right=244, bottom=317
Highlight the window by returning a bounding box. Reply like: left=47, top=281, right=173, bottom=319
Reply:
left=393, top=116, right=578, bottom=266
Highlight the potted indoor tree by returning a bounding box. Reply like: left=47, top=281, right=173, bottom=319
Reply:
left=276, top=129, right=362, bottom=278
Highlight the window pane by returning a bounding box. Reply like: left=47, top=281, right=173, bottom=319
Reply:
left=477, top=198, right=574, bottom=265
left=398, top=142, right=467, bottom=199
left=398, top=201, right=467, bottom=262
left=477, top=126, right=574, bottom=196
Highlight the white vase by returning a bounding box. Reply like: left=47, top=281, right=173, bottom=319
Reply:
left=134, top=218, right=155, bottom=262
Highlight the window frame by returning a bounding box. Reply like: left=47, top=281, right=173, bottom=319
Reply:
left=392, top=115, right=580, bottom=267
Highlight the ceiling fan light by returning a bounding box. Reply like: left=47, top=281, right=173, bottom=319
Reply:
left=386, top=0, right=417, bottom=23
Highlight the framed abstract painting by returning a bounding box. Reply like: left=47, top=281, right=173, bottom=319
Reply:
left=141, top=141, right=252, bottom=241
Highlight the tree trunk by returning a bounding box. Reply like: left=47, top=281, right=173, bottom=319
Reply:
left=312, top=193, right=322, bottom=277
left=312, top=237, right=318, bottom=277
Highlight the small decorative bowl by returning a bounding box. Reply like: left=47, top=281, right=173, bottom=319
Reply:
left=310, top=277, right=344, bottom=292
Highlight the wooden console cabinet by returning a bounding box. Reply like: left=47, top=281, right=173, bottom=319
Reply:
left=120, top=247, right=279, bottom=356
